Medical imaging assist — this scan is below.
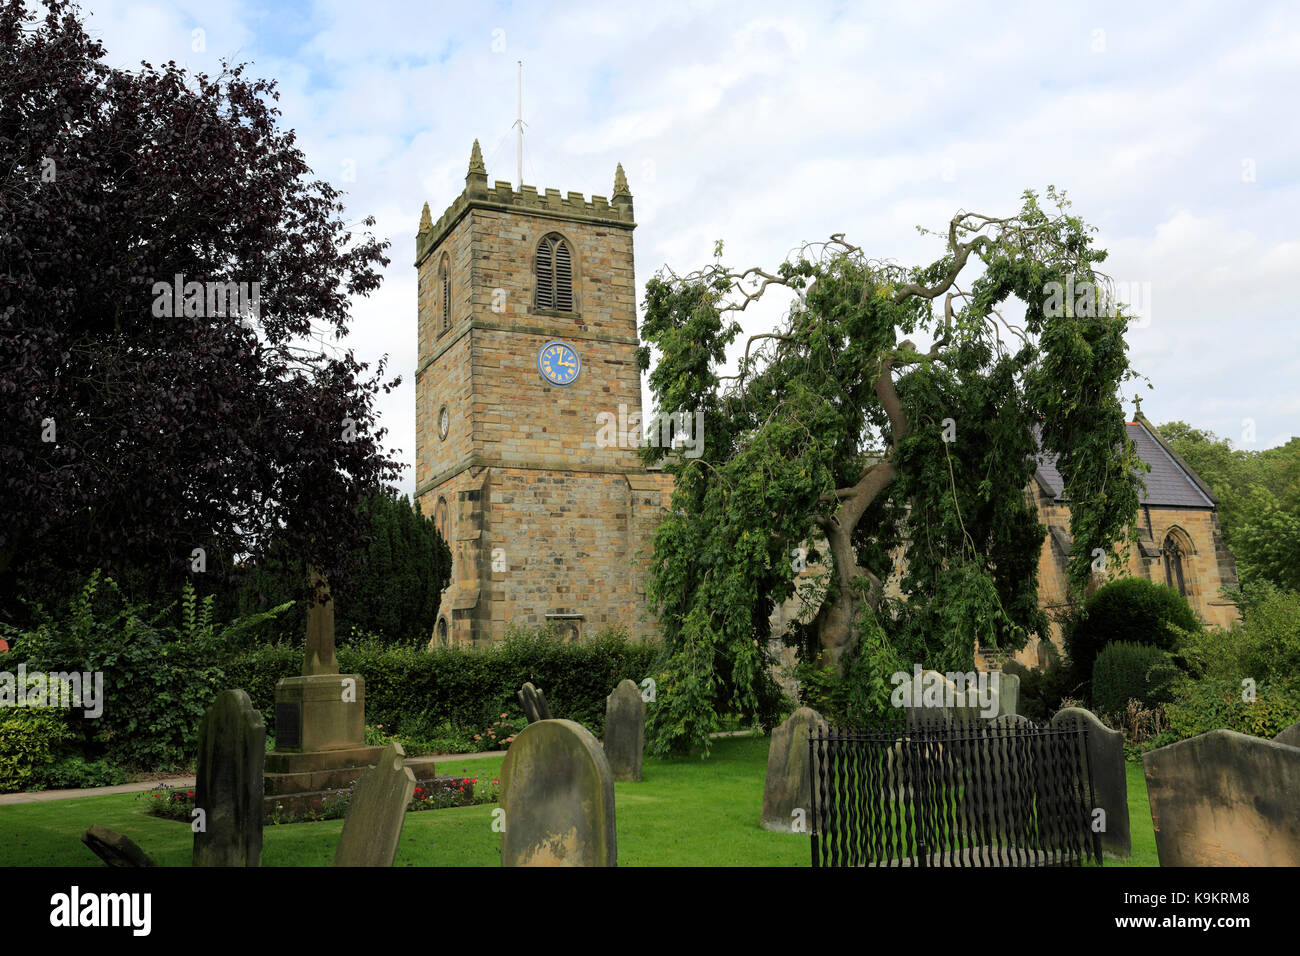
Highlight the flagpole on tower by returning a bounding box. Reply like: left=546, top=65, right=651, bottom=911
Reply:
left=515, top=60, right=523, bottom=190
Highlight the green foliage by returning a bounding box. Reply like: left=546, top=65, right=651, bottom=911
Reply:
left=0, top=707, right=73, bottom=793
left=1091, top=641, right=1179, bottom=716
left=1066, top=577, right=1197, bottom=692
left=40, top=756, right=129, bottom=790
left=1159, top=583, right=1300, bottom=741
left=1157, top=424, right=1300, bottom=592
left=231, top=490, right=452, bottom=647
left=1, top=572, right=288, bottom=772
left=1003, top=658, right=1083, bottom=722
left=638, top=189, right=1144, bottom=755
left=1161, top=677, right=1300, bottom=742
left=231, top=625, right=658, bottom=743
left=794, top=604, right=901, bottom=725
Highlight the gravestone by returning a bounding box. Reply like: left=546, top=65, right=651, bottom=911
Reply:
left=499, top=719, right=616, bottom=866
left=1143, top=729, right=1300, bottom=866
left=194, top=688, right=264, bottom=867
left=761, top=706, right=826, bottom=833
left=603, top=679, right=645, bottom=782
left=1052, top=706, right=1129, bottom=859
left=517, top=682, right=553, bottom=723
left=81, top=825, right=155, bottom=867
left=334, top=741, right=416, bottom=867
left=903, top=669, right=995, bottom=726
left=1274, top=720, right=1300, bottom=749
left=994, top=673, right=1019, bottom=717
left=979, top=714, right=1038, bottom=843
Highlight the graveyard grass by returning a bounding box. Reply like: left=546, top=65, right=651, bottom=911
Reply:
left=0, top=736, right=1160, bottom=867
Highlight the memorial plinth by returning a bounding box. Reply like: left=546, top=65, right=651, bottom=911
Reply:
left=264, top=570, right=383, bottom=821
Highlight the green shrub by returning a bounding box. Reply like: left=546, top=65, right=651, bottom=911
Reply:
left=2, top=572, right=289, bottom=772
left=1066, top=577, right=1197, bottom=694
left=40, top=756, right=129, bottom=790
left=4, top=573, right=655, bottom=774
left=229, top=624, right=658, bottom=744
left=1091, top=641, right=1179, bottom=715
left=1160, top=676, right=1300, bottom=742
left=0, top=708, right=74, bottom=793
left=1175, top=583, right=1300, bottom=681
left=1157, top=584, right=1300, bottom=743
left=1002, top=658, right=1086, bottom=721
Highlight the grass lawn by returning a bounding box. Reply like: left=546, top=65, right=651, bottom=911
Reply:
left=0, top=735, right=1160, bottom=867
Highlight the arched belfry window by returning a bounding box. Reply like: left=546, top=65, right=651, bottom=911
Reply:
left=439, top=253, right=451, bottom=334
left=535, top=234, right=574, bottom=312
left=1163, top=532, right=1188, bottom=597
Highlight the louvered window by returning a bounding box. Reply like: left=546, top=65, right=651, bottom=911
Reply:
left=439, top=254, right=450, bottom=334
left=536, top=234, right=574, bottom=312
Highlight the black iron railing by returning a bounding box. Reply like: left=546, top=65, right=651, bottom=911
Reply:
left=808, top=715, right=1101, bottom=867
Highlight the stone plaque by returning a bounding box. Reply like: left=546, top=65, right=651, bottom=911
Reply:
left=275, top=701, right=302, bottom=750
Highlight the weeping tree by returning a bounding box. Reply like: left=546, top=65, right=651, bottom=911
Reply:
left=638, top=188, right=1145, bottom=754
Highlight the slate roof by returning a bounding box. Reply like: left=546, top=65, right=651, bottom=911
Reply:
left=1035, top=419, right=1216, bottom=509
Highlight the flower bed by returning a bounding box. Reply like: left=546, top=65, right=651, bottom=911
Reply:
left=409, top=775, right=499, bottom=811
left=136, top=784, right=196, bottom=822
left=140, top=774, right=500, bottom=825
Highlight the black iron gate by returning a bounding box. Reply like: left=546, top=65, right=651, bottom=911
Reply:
left=809, top=716, right=1102, bottom=867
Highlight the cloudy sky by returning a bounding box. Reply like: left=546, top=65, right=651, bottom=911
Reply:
left=80, top=0, right=1300, bottom=495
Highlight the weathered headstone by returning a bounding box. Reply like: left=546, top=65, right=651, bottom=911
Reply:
left=517, top=682, right=553, bottom=723
left=194, top=688, right=265, bottom=867
left=334, top=741, right=416, bottom=867
left=1052, top=706, right=1129, bottom=859
left=1143, top=729, right=1300, bottom=866
left=81, top=825, right=155, bottom=867
left=1274, top=720, right=1300, bottom=749
left=499, top=719, right=616, bottom=866
left=761, top=706, right=826, bottom=833
left=902, top=669, right=994, bottom=726
left=603, top=679, right=645, bottom=782
left=994, top=672, right=1019, bottom=717
left=978, top=714, right=1038, bottom=844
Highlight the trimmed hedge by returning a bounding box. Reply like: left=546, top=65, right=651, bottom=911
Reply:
left=1091, top=640, right=1179, bottom=715
left=229, top=630, right=658, bottom=742
left=1066, top=577, right=1197, bottom=688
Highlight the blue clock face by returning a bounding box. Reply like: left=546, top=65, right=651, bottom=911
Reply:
left=538, top=340, right=580, bottom=387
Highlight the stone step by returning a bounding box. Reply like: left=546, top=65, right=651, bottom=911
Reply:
left=264, top=765, right=371, bottom=797
left=263, top=769, right=472, bottom=822
left=265, top=745, right=385, bottom=774
left=264, top=788, right=351, bottom=823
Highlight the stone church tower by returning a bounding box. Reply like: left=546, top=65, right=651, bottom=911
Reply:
left=414, top=142, right=672, bottom=646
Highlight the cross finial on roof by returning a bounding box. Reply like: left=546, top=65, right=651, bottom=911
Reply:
left=1133, top=393, right=1143, bottom=417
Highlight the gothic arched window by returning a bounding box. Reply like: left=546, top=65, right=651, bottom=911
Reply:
left=439, top=253, right=451, bottom=334
left=1163, top=532, right=1188, bottom=597
left=535, top=234, right=574, bottom=312
left=437, top=617, right=449, bottom=646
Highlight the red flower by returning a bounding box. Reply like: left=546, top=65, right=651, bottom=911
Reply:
left=187, top=790, right=194, bottom=797
left=414, top=787, right=423, bottom=795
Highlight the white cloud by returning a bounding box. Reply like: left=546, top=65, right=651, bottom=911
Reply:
left=74, top=0, right=1300, bottom=494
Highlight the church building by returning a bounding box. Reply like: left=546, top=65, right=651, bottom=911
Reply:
left=414, top=142, right=672, bottom=646
left=415, top=144, right=1239, bottom=669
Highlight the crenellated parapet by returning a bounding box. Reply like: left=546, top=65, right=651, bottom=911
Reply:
left=415, top=140, right=634, bottom=266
